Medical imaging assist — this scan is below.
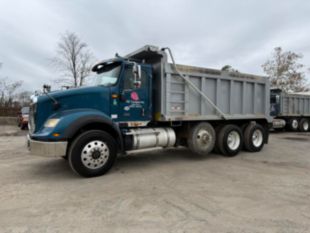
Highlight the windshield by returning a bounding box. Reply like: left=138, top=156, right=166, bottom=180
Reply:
left=84, top=62, right=121, bottom=87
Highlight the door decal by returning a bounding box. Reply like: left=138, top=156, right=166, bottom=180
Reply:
left=131, top=91, right=139, bottom=101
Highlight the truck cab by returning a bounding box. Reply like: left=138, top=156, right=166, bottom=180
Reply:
left=90, top=59, right=153, bottom=125
left=270, top=89, right=281, bottom=117
left=28, top=57, right=157, bottom=176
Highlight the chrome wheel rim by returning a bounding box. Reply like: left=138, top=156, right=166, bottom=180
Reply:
left=252, top=129, right=263, bottom=148
left=196, top=129, right=212, bottom=150
left=227, top=131, right=240, bottom=150
left=81, top=140, right=109, bottom=169
left=292, top=120, right=298, bottom=129
left=303, top=121, right=309, bottom=131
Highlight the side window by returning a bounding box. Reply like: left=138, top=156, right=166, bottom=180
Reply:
left=124, top=66, right=147, bottom=90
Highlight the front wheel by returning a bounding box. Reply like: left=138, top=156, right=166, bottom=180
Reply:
left=68, top=130, right=117, bottom=177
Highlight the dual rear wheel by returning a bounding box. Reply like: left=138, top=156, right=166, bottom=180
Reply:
left=287, top=119, right=299, bottom=131
left=286, top=118, right=310, bottom=132
left=299, top=118, right=309, bottom=132
left=188, top=122, right=266, bottom=157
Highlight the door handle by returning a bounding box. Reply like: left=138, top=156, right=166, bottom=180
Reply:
left=119, top=92, right=126, bottom=102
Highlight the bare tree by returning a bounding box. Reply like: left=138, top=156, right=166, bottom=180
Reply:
left=262, top=47, right=309, bottom=92
left=51, top=32, right=94, bottom=87
left=0, top=64, right=31, bottom=112
left=0, top=77, right=23, bottom=107
left=16, top=91, right=32, bottom=106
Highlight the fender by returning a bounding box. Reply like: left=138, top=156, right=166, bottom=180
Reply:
left=63, top=115, right=124, bottom=153
left=44, top=109, right=124, bottom=152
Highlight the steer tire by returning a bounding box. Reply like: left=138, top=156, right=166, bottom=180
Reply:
left=187, top=122, right=215, bottom=156
left=244, top=123, right=265, bottom=152
left=299, top=118, right=310, bottom=132
left=68, top=130, right=117, bottom=178
left=217, top=124, right=243, bottom=157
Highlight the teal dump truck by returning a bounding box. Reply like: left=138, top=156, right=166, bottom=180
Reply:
left=28, top=45, right=272, bottom=177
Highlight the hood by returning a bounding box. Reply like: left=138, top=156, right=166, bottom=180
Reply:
left=34, top=86, right=110, bottom=132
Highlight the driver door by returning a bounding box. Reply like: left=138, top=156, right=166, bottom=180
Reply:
left=117, top=64, right=151, bottom=126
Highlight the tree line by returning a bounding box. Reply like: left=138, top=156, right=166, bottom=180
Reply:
left=0, top=66, right=32, bottom=109
left=1, top=31, right=309, bottom=112
left=262, top=47, right=309, bottom=92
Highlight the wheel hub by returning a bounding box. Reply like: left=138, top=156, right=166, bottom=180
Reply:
left=197, top=130, right=211, bottom=145
left=227, top=131, right=240, bottom=150
left=81, top=140, right=109, bottom=169
left=252, top=129, right=263, bottom=148
left=292, top=120, right=298, bottom=129
left=91, top=150, right=101, bottom=159
left=195, top=129, right=213, bottom=152
left=303, top=121, right=309, bottom=131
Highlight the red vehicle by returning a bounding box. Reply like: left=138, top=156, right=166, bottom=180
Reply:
left=17, top=107, right=29, bottom=130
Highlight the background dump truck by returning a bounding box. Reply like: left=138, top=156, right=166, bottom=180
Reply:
left=27, top=45, right=272, bottom=177
left=271, top=89, right=310, bottom=132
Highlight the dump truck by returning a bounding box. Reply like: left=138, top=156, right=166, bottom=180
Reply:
left=27, top=45, right=272, bottom=177
left=270, top=89, right=310, bottom=131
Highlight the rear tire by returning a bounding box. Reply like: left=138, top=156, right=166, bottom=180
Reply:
left=244, top=123, right=265, bottom=152
left=187, top=122, right=215, bottom=156
left=213, top=125, right=223, bottom=154
left=287, top=118, right=299, bottom=131
left=299, top=118, right=309, bottom=132
left=216, top=124, right=243, bottom=157
left=68, top=130, right=117, bottom=177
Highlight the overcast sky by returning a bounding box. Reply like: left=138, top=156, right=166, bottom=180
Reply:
left=0, top=0, right=310, bottom=91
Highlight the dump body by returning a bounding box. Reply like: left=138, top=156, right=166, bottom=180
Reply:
left=126, top=45, right=272, bottom=123
left=271, top=89, right=310, bottom=117
left=161, top=64, right=271, bottom=122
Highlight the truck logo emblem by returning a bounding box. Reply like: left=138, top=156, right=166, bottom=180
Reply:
left=131, top=92, right=139, bottom=101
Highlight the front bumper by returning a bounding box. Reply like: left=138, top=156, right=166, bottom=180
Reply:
left=27, top=134, right=68, bottom=157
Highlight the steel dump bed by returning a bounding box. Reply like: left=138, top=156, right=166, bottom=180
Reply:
left=126, top=45, right=272, bottom=123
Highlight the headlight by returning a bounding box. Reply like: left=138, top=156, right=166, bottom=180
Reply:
left=44, top=118, right=60, bottom=128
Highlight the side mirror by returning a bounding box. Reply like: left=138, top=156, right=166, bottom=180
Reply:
left=132, top=63, right=141, bottom=81
left=43, top=84, right=51, bottom=93
left=132, top=63, right=142, bottom=89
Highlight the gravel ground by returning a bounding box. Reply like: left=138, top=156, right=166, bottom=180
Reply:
left=0, top=127, right=309, bottom=233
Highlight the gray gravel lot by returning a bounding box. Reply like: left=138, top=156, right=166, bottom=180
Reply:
left=0, top=127, right=310, bottom=233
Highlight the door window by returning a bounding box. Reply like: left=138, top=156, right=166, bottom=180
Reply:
left=123, top=66, right=147, bottom=90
